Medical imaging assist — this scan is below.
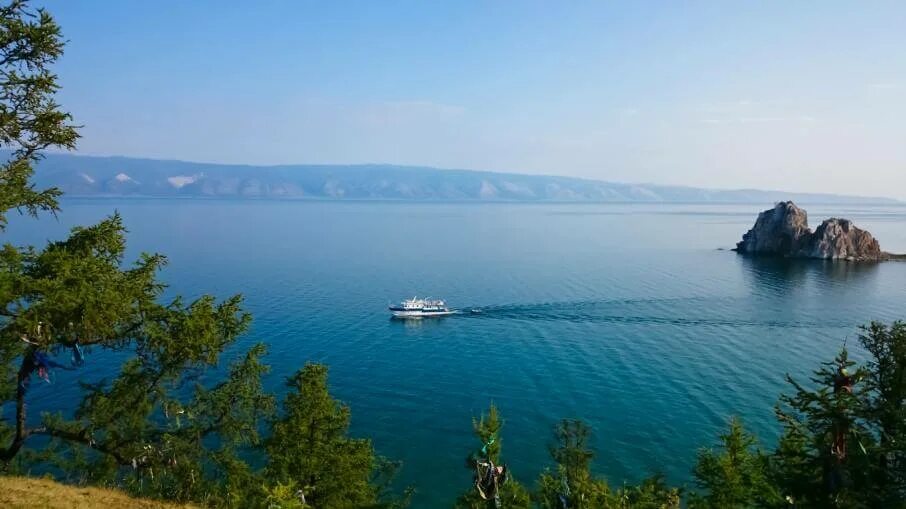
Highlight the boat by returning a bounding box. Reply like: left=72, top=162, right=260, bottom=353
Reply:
left=389, top=297, right=456, bottom=318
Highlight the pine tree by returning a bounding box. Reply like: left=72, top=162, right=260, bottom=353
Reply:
left=855, top=321, right=906, bottom=505
left=455, top=404, right=531, bottom=509
left=535, top=419, right=615, bottom=508
left=0, top=2, right=276, bottom=505
left=535, top=419, right=680, bottom=509
left=614, top=474, right=681, bottom=509
left=773, top=349, right=875, bottom=508
left=0, top=213, right=277, bottom=504
left=689, top=417, right=779, bottom=508
left=0, top=0, right=78, bottom=226
left=265, top=363, right=407, bottom=509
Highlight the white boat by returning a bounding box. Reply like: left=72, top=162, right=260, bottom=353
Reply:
left=389, top=297, right=456, bottom=318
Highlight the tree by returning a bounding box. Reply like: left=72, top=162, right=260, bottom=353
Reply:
left=773, top=349, right=875, bottom=508
left=0, top=213, right=277, bottom=504
left=689, top=417, right=779, bottom=508
left=0, top=4, right=411, bottom=507
left=614, top=474, right=681, bottom=509
left=0, top=0, right=78, bottom=227
left=535, top=419, right=680, bottom=509
left=535, top=419, right=615, bottom=508
left=265, top=363, right=408, bottom=509
left=455, top=404, right=531, bottom=509
left=769, top=323, right=906, bottom=508
left=854, top=321, right=906, bottom=505
left=0, top=2, right=277, bottom=505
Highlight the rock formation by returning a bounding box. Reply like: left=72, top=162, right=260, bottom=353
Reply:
left=734, top=201, right=812, bottom=257
left=735, top=201, right=888, bottom=261
left=801, top=218, right=882, bottom=260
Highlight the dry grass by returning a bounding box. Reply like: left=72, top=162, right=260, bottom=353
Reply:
left=0, top=477, right=198, bottom=509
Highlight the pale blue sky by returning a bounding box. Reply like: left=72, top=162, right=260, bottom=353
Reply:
left=45, top=1, right=906, bottom=197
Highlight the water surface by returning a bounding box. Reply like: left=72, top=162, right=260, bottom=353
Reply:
left=8, top=200, right=906, bottom=506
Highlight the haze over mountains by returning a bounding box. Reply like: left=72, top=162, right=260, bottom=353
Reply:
left=28, top=152, right=900, bottom=204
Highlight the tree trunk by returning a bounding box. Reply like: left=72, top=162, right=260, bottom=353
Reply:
left=0, top=350, right=34, bottom=462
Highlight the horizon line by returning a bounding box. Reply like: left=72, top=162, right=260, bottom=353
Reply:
left=33, top=149, right=903, bottom=203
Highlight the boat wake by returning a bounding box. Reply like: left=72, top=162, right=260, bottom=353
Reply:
left=457, top=297, right=850, bottom=329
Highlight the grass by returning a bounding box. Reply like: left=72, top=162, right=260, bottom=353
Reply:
left=0, top=476, right=197, bottom=509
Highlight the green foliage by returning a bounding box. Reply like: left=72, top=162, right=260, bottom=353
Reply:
left=548, top=419, right=595, bottom=488
left=455, top=404, right=531, bottom=509
left=774, top=349, right=876, bottom=508
left=0, top=202, right=276, bottom=506
left=0, top=0, right=81, bottom=465
left=614, top=474, right=681, bottom=509
left=535, top=419, right=614, bottom=508
left=857, top=321, right=906, bottom=503
left=264, top=480, right=309, bottom=509
left=534, top=420, right=681, bottom=509
left=0, top=3, right=411, bottom=508
left=767, top=325, right=906, bottom=507
left=0, top=0, right=78, bottom=227
left=265, top=363, right=406, bottom=509
left=689, top=417, right=778, bottom=508
left=474, top=404, right=502, bottom=464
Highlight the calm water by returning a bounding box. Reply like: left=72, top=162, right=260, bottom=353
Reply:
left=7, top=200, right=906, bottom=507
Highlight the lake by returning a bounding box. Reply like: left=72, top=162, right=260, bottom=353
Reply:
left=7, top=199, right=906, bottom=507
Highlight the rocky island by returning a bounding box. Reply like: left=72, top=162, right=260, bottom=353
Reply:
left=735, top=201, right=901, bottom=261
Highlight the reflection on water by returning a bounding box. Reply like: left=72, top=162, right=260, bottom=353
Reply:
left=389, top=316, right=453, bottom=330
left=739, top=254, right=881, bottom=293
left=811, top=259, right=882, bottom=282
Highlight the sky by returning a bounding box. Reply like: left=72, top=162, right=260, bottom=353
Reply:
left=44, top=1, right=906, bottom=198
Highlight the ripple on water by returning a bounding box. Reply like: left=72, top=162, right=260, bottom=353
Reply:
left=6, top=201, right=906, bottom=508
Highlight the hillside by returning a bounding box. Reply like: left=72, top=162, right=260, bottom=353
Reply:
left=0, top=477, right=197, bottom=509
left=26, top=152, right=900, bottom=204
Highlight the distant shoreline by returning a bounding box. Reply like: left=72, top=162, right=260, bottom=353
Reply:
left=57, top=195, right=906, bottom=207
left=24, top=152, right=900, bottom=205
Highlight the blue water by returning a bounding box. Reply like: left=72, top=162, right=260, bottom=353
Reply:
left=7, top=200, right=906, bottom=507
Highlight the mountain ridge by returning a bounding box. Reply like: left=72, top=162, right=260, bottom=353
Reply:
left=23, top=152, right=901, bottom=204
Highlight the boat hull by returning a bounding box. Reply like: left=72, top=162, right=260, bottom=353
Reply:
left=391, top=309, right=456, bottom=318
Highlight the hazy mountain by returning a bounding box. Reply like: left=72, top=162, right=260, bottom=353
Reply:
left=26, top=152, right=900, bottom=204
